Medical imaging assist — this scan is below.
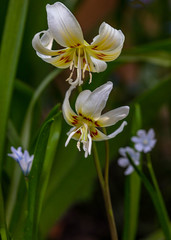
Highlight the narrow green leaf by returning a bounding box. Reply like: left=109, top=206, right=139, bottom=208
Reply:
left=21, top=69, right=62, bottom=149
left=123, top=104, right=142, bottom=240
left=37, top=113, right=62, bottom=232
left=120, top=52, right=171, bottom=67
left=24, top=106, right=61, bottom=240
left=0, top=0, right=29, bottom=237
left=0, top=0, right=29, bottom=176
left=0, top=186, right=9, bottom=240
left=24, top=119, right=53, bottom=240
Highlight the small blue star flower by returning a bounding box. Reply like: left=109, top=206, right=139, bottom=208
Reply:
left=8, top=147, right=34, bottom=176
left=131, top=129, right=156, bottom=153
left=118, top=147, right=140, bottom=175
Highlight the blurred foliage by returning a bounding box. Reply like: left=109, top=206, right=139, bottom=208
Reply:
left=0, top=0, right=171, bottom=239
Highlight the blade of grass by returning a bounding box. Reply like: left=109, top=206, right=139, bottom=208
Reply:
left=0, top=0, right=29, bottom=177
left=37, top=113, right=62, bottom=234
left=21, top=69, right=62, bottom=149
left=123, top=104, right=142, bottom=240
left=24, top=106, right=61, bottom=240
left=24, top=119, right=53, bottom=240
left=0, top=0, right=29, bottom=237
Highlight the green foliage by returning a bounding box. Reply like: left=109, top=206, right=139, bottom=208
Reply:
left=123, top=104, right=142, bottom=240
left=24, top=106, right=62, bottom=240
left=1, top=0, right=171, bottom=239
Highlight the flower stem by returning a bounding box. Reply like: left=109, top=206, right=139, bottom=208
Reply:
left=6, top=165, right=21, bottom=226
left=146, top=153, right=171, bottom=239
left=93, top=143, right=118, bottom=240
left=0, top=185, right=8, bottom=240
left=128, top=154, right=171, bottom=240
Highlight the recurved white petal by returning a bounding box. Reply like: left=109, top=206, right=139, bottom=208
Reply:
left=89, top=22, right=125, bottom=62
left=98, top=106, right=129, bottom=127
left=91, top=22, right=125, bottom=51
left=90, top=57, right=107, bottom=73
left=32, top=30, right=62, bottom=56
left=46, top=2, right=84, bottom=47
left=80, top=81, right=113, bottom=120
left=91, top=121, right=127, bottom=141
left=62, top=86, right=78, bottom=126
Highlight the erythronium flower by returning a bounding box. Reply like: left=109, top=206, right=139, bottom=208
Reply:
left=131, top=129, right=157, bottom=153
left=32, top=2, right=125, bottom=86
left=118, top=147, right=140, bottom=175
left=62, top=81, right=129, bottom=158
left=8, top=146, right=34, bottom=176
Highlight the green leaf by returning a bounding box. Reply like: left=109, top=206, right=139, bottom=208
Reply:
left=24, top=106, right=61, bottom=240
left=0, top=0, right=29, bottom=237
left=0, top=0, right=29, bottom=176
left=24, top=119, right=52, bottom=240
left=123, top=104, right=142, bottom=240
left=120, top=51, right=171, bottom=67
left=21, top=69, right=62, bottom=149
left=37, top=112, right=62, bottom=229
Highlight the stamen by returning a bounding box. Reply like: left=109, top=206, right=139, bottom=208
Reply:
left=69, top=60, right=74, bottom=70
left=65, top=127, right=81, bottom=147
left=66, top=64, right=75, bottom=82
left=77, top=48, right=83, bottom=86
left=77, top=141, right=81, bottom=151
left=66, top=51, right=76, bottom=83
left=88, top=133, right=92, bottom=155
left=89, top=72, right=92, bottom=84
left=82, top=63, right=88, bottom=78
left=83, top=49, right=92, bottom=84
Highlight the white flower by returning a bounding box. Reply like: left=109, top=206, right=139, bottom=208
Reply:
left=8, top=146, right=34, bottom=176
left=131, top=129, right=157, bottom=153
left=32, top=2, right=125, bottom=86
left=118, top=147, right=140, bottom=175
left=62, top=81, right=129, bottom=158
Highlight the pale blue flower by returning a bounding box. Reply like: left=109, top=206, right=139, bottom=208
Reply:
left=131, top=129, right=156, bottom=153
left=118, top=147, right=140, bottom=175
left=8, top=146, right=34, bottom=176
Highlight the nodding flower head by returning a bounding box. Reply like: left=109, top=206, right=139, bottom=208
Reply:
left=8, top=146, right=34, bottom=176
left=32, top=2, right=125, bottom=86
left=62, top=81, right=129, bottom=158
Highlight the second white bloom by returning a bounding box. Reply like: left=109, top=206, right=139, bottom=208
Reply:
left=62, top=81, right=129, bottom=157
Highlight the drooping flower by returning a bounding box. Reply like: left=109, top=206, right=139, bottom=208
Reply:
left=8, top=146, right=34, bottom=176
left=32, top=2, right=125, bottom=86
left=62, top=81, right=129, bottom=157
left=131, top=129, right=156, bottom=153
left=118, top=147, right=140, bottom=175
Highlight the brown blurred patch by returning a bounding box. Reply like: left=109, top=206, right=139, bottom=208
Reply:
left=76, top=0, right=118, bottom=34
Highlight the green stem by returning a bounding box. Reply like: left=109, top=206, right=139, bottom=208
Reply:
left=21, top=69, right=61, bottom=148
left=103, top=128, right=110, bottom=185
left=146, top=153, right=171, bottom=239
left=128, top=154, right=171, bottom=240
left=93, top=143, right=118, bottom=240
left=6, top=166, right=21, bottom=226
left=0, top=185, right=8, bottom=240
left=92, top=143, right=104, bottom=191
